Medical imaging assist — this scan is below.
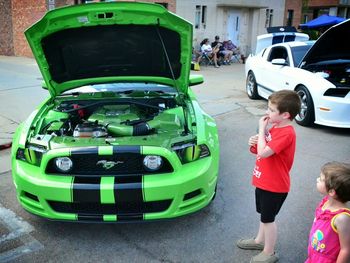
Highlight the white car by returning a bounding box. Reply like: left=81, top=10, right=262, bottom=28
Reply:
left=245, top=20, right=350, bottom=128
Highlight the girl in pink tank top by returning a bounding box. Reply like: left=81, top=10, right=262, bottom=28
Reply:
left=305, top=162, right=350, bottom=263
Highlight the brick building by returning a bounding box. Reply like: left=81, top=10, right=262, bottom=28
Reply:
left=302, top=0, right=350, bottom=21
left=0, top=0, right=175, bottom=57
left=1, top=0, right=349, bottom=58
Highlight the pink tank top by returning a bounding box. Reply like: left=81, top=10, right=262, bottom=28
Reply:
left=305, top=196, right=350, bottom=263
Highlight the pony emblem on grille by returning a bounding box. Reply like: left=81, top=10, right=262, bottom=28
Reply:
left=96, top=160, right=124, bottom=169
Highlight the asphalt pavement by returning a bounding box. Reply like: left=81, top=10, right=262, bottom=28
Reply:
left=1, top=55, right=350, bottom=263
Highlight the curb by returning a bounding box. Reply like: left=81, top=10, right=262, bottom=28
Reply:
left=0, top=142, right=12, bottom=151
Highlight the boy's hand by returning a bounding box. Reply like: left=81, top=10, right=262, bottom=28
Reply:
left=259, top=115, right=269, bottom=132
left=248, top=134, right=258, bottom=146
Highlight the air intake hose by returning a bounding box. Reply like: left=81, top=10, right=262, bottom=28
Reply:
left=106, top=108, right=181, bottom=137
left=107, top=120, right=161, bottom=136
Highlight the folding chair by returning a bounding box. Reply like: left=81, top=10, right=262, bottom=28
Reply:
left=200, top=52, right=214, bottom=66
left=231, top=52, right=242, bottom=63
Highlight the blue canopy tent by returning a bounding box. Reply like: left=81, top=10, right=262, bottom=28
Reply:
left=300, top=14, right=346, bottom=29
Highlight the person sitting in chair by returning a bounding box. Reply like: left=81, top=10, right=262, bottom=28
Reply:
left=223, top=40, right=244, bottom=63
left=211, top=35, right=232, bottom=65
left=200, top=38, right=220, bottom=68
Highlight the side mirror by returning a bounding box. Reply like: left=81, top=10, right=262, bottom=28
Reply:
left=271, top=58, right=288, bottom=66
left=42, top=81, right=48, bottom=90
left=189, top=75, right=204, bottom=86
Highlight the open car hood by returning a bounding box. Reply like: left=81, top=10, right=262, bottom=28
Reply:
left=301, top=19, right=350, bottom=66
left=25, top=2, right=193, bottom=97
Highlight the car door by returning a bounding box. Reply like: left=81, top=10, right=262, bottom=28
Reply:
left=258, top=45, right=293, bottom=96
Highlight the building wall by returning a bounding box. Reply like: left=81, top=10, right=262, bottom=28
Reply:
left=301, top=0, right=350, bottom=23
left=1, top=0, right=175, bottom=58
left=12, top=0, right=47, bottom=57
left=10, top=0, right=75, bottom=57
left=0, top=0, right=14, bottom=55
left=176, top=0, right=286, bottom=56
left=284, top=0, right=303, bottom=27
left=134, top=0, right=176, bottom=13
left=308, top=0, right=339, bottom=6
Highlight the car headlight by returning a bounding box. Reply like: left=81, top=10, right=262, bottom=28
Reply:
left=55, top=157, right=73, bottom=173
left=176, top=144, right=211, bottom=164
left=143, top=155, right=163, bottom=171
left=16, top=147, right=43, bottom=166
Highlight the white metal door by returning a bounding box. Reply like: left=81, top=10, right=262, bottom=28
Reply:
left=227, top=10, right=241, bottom=45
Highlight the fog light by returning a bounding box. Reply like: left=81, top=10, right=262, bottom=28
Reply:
left=55, top=157, right=73, bottom=173
left=143, top=155, right=162, bottom=171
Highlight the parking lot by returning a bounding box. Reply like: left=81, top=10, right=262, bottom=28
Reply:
left=1, top=56, right=350, bottom=262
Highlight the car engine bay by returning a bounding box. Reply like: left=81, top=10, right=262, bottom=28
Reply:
left=39, top=97, right=188, bottom=140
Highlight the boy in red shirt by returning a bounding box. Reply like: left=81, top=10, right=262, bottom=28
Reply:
left=237, top=90, right=301, bottom=263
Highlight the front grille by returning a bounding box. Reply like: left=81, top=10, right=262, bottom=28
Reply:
left=48, top=200, right=172, bottom=215
left=46, top=152, right=173, bottom=175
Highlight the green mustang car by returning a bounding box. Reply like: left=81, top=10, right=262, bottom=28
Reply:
left=11, top=2, right=219, bottom=222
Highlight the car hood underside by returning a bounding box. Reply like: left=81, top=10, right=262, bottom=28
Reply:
left=25, top=2, right=193, bottom=96
left=301, top=19, right=350, bottom=66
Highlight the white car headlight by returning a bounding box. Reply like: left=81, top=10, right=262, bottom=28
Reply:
left=55, top=157, right=73, bottom=173
left=143, top=155, right=163, bottom=171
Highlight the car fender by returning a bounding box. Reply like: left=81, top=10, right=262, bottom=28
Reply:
left=288, top=68, right=335, bottom=100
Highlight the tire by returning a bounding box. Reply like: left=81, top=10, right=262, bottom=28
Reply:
left=246, top=71, right=259, bottom=99
left=295, top=85, right=315, bottom=126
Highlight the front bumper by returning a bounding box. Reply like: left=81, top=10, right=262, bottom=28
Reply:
left=12, top=145, right=218, bottom=222
left=315, top=95, right=350, bottom=128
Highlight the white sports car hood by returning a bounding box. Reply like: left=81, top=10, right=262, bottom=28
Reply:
left=301, top=19, right=350, bottom=66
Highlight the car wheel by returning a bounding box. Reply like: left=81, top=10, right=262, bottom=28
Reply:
left=246, top=71, right=259, bottom=99
left=295, top=86, right=315, bottom=126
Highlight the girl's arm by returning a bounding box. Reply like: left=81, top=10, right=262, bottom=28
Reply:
left=336, top=213, right=350, bottom=263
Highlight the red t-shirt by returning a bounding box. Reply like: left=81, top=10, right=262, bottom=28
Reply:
left=251, top=125, right=296, bottom=193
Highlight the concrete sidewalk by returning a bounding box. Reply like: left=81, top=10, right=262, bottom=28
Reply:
left=0, top=56, right=47, bottom=149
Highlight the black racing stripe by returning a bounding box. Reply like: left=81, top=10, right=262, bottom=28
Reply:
left=284, top=35, right=296, bottom=42
left=77, top=214, right=103, bottom=221
left=112, top=145, right=140, bottom=154
left=71, top=147, right=99, bottom=155
left=73, top=177, right=101, bottom=203
left=118, top=214, right=143, bottom=221
left=114, top=175, right=144, bottom=220
left=272, top=35, right=284, bottom=45
left=73, top=177, right=102, bottom=221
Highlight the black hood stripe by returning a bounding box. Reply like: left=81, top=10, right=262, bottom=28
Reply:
left=113, top=145, right=140, bottom=154
left=71, top=147, right=99, bottom=155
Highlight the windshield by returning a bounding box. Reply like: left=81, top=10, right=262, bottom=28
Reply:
left=291, top=44, right=313, bottom=66
left=61, top=83, right=176, bottom=95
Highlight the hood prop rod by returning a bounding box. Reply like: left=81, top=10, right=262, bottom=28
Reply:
left=155, top=19, right=178, bottom=91
left=155, top=20, right=189, bottom=135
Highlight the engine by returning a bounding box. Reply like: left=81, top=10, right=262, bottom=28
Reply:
left=41, top=102, right=184, bottom=138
